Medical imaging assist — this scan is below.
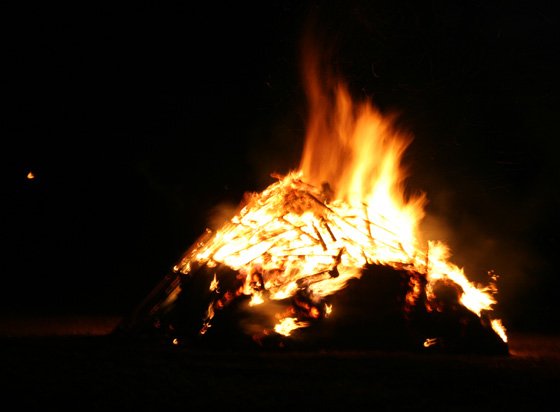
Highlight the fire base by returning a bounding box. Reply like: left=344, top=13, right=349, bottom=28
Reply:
left=115, top=264, right=509, bottom=356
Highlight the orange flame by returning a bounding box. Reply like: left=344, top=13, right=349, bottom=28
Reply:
left=173, top=42, right=506, bottom=344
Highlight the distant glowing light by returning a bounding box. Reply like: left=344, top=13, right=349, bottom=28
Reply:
left=424, top=337, right=439, bottom=347
left=26, top=171, right=35, bottom=180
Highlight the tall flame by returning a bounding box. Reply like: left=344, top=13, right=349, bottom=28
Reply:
left=299, top=43, right=426, bottom=263
left=172, top=41, right=506, bottom=344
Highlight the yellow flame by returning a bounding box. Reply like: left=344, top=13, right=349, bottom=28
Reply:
left=491, top=319, right=507, bottom=343
left=209, top=273, right=219, bottom=292
left=274, top=317, right=310, bottom=336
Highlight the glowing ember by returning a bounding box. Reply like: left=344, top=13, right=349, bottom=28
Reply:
left=163, top=47, right=507, bottom=348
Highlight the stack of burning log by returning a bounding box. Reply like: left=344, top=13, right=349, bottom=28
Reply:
left=117, top=174, right=508, bottom=355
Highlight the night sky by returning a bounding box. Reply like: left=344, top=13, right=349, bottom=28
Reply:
left=4, top=1, right=559, bottom=333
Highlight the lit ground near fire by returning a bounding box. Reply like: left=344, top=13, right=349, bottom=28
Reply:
left=1, top=315, right=557, bottom=410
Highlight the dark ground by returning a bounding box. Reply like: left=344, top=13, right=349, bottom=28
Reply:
left=1, top=318, right=558, bottom=410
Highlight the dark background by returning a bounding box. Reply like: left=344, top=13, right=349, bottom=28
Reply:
left=3, top=1, right=559, bottom=334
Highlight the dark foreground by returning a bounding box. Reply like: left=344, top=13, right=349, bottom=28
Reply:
left=1, top=317, right=558, bottom=410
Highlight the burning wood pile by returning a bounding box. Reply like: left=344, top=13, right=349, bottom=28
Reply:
left=117, top=43, right=509, bottom=355
left=118, top=172, right=507, bottom=354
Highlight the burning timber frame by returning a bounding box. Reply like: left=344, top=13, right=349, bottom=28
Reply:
left=117, top=174, right=508, bottom=355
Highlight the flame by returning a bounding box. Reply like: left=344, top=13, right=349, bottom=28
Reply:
left=275, top=317, right=310, bottom=337
left=173, top=45, right=507, bottom=345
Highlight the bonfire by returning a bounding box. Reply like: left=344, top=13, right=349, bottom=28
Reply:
left=118, top=40, right=508, bottom=355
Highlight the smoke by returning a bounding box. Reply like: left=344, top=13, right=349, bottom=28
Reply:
left=417, top=172, right=551, bottom=332
left=207, top=201, right=240, bottom=232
